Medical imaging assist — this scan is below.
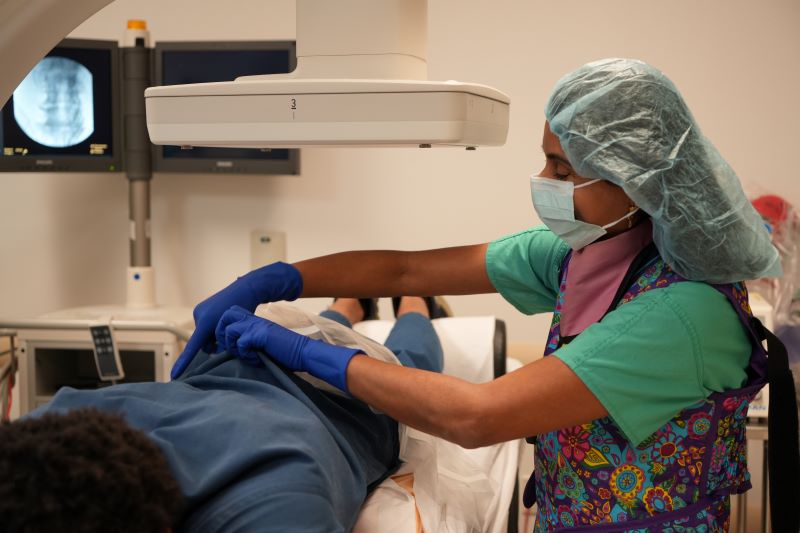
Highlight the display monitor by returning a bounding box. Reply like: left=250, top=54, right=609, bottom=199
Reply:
left=153, top=41, right=299, bottom=175
left=0, top=39, right=122, bottom=172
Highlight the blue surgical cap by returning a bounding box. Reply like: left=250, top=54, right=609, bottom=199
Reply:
left=545, top=58, right=781, bottom=283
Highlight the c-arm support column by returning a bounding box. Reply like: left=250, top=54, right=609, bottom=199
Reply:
left=122, top=35, right=155, bottom=307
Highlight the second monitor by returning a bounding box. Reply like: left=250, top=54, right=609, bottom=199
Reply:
left=152, top=41, right=299, bottom=175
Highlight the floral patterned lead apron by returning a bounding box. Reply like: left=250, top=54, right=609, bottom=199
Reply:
left=527, top=254, right=767, bottom=532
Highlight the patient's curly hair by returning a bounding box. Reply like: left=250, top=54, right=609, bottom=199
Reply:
left=0, top=407, right=183, bottom=532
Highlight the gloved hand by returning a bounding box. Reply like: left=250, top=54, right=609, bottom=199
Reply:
left=172, top=262, right=303, bottom=379
left=215, top=305, right=362, bottom=392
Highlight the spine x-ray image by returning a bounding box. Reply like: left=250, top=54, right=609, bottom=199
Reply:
left=13, top=56, right=95, bottom=148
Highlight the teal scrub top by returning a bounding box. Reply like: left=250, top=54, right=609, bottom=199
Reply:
left=486, top=226, right=751, bottom=445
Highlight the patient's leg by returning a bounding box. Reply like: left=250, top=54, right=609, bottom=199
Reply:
left=322, top=297, right=444, bottom=373
left=384, top=297, right=444, bottom=373
left=320, top=298, right=364, bottom=327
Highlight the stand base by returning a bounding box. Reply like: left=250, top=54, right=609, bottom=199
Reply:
left=126, top=266, right=156, bottom=309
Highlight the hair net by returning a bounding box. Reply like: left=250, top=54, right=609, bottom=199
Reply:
left=544, top=58, right=781, bottom=283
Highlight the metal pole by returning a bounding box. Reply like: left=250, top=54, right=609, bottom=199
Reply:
left=129, top=180, right=151, bottom=266
left=735, top=493, right=747, bottom=532
left=122, top=39, right=152, bottom=267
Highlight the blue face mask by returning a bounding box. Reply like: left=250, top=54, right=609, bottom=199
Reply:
left=530, top=175, right=639, bottom=250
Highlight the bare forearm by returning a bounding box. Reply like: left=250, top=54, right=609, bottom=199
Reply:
left=292, top=244, right=493, bottom=298
left=293, top=250, right=411, bottom=297
left=346, top=355, right=489, bottom=448
left=346, top=354, right=608, bottom=449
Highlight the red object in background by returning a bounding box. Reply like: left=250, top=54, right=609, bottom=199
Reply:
left=753, top=194, right=792, bottom=230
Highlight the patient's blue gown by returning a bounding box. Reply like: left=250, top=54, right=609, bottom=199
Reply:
left=31, top=312, right=443, bottom=532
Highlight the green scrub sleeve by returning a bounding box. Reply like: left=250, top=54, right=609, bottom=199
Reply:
left=554, top=281, right=750, bottom=445
left=485, top=226, right=570, bottom=315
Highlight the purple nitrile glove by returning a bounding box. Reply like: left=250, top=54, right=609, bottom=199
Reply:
left=172, top=262, right=303, bottom=380
left=215, top=305, right=362, bottom=393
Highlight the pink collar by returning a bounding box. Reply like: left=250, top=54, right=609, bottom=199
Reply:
left=560, top=220, right=653, bottom=337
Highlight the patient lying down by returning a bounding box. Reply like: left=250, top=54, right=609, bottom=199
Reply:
left=0, top=297, right=445, bottom=533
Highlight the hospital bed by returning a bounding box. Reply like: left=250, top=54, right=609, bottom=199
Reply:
left=350, top=316, right=522, bottom=533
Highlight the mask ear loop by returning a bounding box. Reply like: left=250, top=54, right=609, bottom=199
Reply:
left=573, top=178, right=602, bottom=189
left=602, top=206, right=641, bottom=231
left=627, top=205, right=637, bottom=229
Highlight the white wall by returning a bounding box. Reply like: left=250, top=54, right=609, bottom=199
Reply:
left=1, top=0, right=799, bottom=356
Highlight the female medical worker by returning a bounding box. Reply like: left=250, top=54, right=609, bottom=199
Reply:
left=178, top=59, right=800, bottom=532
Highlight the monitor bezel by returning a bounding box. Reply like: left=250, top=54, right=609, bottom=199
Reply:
left=152, top=40, right=299, bottom=176
left=0, top=38, right=123, bottom=173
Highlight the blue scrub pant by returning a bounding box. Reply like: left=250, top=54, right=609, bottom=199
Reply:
left=319, top=310, right=444, bottom=373
left=185, top=308, right=445, bottom=531
left=295, top=309, right=444, bottom=499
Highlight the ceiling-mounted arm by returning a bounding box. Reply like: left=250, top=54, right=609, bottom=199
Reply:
left=0, top=0, right=113, bottom=107
left=146, top=0, right=510, bottom=149
left=293, top=0, right=427, bottom=80
left=236, top=0, right=428, bottom=82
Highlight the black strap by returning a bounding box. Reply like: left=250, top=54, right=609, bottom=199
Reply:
left=751, top=319, right=800, bottom=532
left=602, top=241, right=661, bottom=318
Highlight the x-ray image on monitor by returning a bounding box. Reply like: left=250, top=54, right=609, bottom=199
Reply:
left=0, top=38, right=121, bottom=172
left=13, top=56, right=95, bottom=148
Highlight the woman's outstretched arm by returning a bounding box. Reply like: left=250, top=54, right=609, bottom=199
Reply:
left=346, top=354, right=607, bottom=449
left=294, top=243, right=495, bottom=298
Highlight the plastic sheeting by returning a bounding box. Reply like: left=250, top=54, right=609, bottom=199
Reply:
left=257, top=302, right=401, bottom=399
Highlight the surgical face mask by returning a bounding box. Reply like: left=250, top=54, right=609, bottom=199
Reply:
left=530, top=176, right=640, bottom=250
